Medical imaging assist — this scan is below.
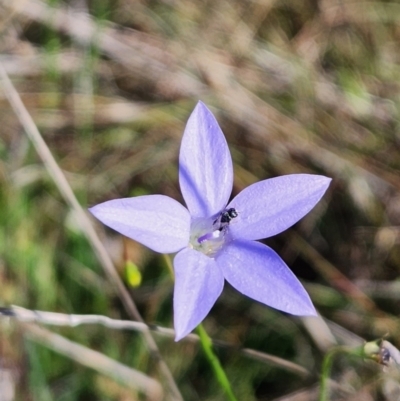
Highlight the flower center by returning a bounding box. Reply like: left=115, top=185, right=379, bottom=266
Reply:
left=189, top=208, right=238, bottom=257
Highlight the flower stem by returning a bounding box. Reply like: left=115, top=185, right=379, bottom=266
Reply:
left=319, top=346, right=364, bottom=401
left=196, top=324, right=238, bottom=401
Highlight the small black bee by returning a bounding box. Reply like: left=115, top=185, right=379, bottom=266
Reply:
left=213, top=208, right=238, bottom=231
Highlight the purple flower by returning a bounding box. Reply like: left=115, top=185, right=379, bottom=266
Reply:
left=89, top=102, right=331, bottom=341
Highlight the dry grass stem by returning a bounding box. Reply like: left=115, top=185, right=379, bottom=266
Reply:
left=0, top=63, right=183, bottom=401
left=22, top=323, right=164, bottom=401
left=1, top=305, right=311, bottom=378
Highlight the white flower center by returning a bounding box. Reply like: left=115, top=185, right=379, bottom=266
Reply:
left=189, top=209, right=237, bottom=257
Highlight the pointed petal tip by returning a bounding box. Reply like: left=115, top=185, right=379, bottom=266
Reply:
left=195, top=101, right=215, bottom=123
left=88, top=202, right=113, bottom=217
left=313, top=175, right=332, bottom=194
left=195, top=100, right=208, bottom=110
left=319, top=175, right=332, bottom=187
left=274, top=298, right=317, bottom=318
left=289, top=303, right=318, bottom=317
left=191, top=101, right=218, bottom=123
left=190, top=100, right=207, bottom=117
left=174, top=331, right=186, bottom=342
left=307, top=308, right=318, bottom=317
left=88, top=203, right=105, bottom=219
left=276, top=287, right=317, bottom=317
left=174, top=320, right=195, bottom=342
left=299, top=173, right=332, bottom=190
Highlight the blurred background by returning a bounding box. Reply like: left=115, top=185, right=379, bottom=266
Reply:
left=1, top=0, right=400, bottom=400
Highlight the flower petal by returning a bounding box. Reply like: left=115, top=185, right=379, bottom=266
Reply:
left=179, top=102, right=233, bottom=218
left=228, top=174, right=331, bottom=241
left=173, top=248, right=224, bottom=341
left=217, top=240, right=316, bottom=316
left=89, top=195, right=190, bottom=253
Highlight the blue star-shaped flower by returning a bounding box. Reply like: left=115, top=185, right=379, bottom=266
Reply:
left=90, top=102, right=331, bottom=341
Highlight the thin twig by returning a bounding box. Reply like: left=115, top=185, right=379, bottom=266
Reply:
left=21, top=323, right=163, bottom=401
left=0, top=63, right=183, bottom=401
left=0, top=305, right=311, bottom=378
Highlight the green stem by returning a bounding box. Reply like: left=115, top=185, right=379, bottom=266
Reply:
left=319, top=349, right=336, bottom=401
left=319, top=346, right=364, bottom=401
left=196, top=324, right=239, bottom=401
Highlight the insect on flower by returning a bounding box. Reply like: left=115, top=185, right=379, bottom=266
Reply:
left=213, top=208, right=238, bottom=232
left=89, top=101, right=332, bottom=341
